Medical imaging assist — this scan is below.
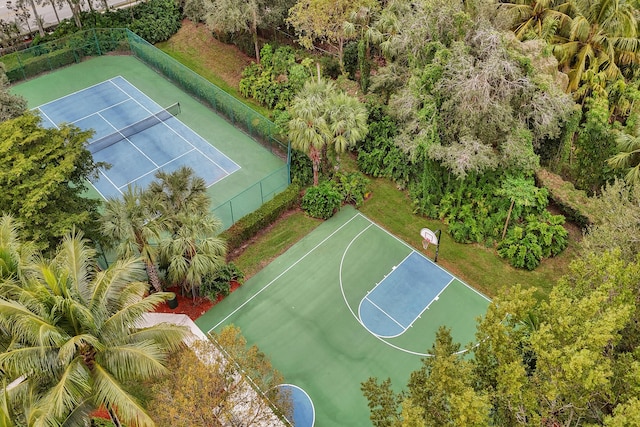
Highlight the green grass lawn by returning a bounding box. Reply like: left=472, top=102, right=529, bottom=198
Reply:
left=155, top=21, right=272, bottom=118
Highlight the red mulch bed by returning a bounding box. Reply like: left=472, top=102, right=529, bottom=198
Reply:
left=153, top=282, right=242, bottom=322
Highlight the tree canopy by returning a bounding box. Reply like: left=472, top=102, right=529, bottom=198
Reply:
left=0, top=222, right=188, bottom=425
left=0, top=112, right=101, bottom=252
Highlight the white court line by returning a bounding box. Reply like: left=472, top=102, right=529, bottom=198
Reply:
left=363, top=296, right=406, bottom=329
left=35, top=107, right=59, bottom=129
left=97, top=111, right=159, bottom=168
left=108, top=77, right=241, bottom=175
left=208, top=212, right=363, bottom=333
left=95, top=168, right=123, bottom=197
left=35, top=77, right=121, bottom=109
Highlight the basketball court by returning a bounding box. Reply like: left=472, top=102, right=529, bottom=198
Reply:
left=196, top=206, right=490, bottom=426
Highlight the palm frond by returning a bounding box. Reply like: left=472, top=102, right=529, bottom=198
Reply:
left=98, top=342, right=169, bottom=381
left=38, top=357, right=90, bottom=421
left=91, top=364, right=155, bottom=427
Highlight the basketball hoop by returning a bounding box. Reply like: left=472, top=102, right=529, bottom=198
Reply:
left=419, top=228, right=442, bottom=263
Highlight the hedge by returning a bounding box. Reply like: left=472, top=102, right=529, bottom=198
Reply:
left=535, top=169, right=596, bottom=229
left=220, top=184, right=300, bottom=253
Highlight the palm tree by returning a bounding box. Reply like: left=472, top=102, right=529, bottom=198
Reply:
left=0, top=228, right=188, bottom=426
left=327, top=91, right=369, bottom=155
left=147, top=166, right=209, bottom=222
left=160, top=211, right=226, bottom=300
left=288, top=80, right=332, bottom=186
left=149, top=167, right=226, bottom=300
left=288, top=80, right=368, bottom=185
left=608, top=129, right=640, bottom=186
left=552, top=0, right=640, bottom=94
left=101, top=186, right=165, bottom=293
left=499, top=0, right=571, bottom=40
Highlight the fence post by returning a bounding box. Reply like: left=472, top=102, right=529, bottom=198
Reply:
left=287, top=142, right=292, bottom=184
left=93, top=28, right=102, bottom=56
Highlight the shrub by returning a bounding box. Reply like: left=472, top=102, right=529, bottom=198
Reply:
left=301, top=181, right=342, bottom=219
left=220, top=184, right=300, bottom=253
left=335, top=171, right=369, bottom=207
left=201, top=262, right=245, bottom=301
left=239, top=44, right=313, bottom=110
left=498, top=212, right=568, bottom=270
left=290, top=150, right=314, bottom=187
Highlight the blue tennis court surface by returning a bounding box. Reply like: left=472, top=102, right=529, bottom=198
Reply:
left=358, top=251, right=454, bottom=338
left=34, top=76, right=240, bottom=199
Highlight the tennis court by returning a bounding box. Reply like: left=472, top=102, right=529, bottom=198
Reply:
left=10, top=55, right=287, bottom=228
left=35, top=76, right=240, bottom=199
left=196, top=206, right=490, bottom=426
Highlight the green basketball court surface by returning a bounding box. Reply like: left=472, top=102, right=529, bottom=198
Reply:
left=197, top=206, right=490, bottom=426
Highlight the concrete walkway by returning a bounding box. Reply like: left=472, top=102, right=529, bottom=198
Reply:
left=139, top=313, right=289, bottom=427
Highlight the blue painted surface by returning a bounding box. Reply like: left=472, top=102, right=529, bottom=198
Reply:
left=359, top=252, right=453, bottom=337
left=36, top=76, right=240, bottom=199
left=279, top=384, right=314, bottom=427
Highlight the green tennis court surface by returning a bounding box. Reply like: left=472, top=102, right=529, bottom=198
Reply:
left=10, top=55, right=285, bottom=227
left=196, top=206, right=490, bottom=426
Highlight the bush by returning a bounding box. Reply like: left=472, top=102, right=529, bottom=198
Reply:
left=319, top=54, right=341, bottom=79
left=497, top=212, right=568, bottom=270
left=290, top=150, right=314, bottom=187
left=301, top=181, right=342, bottom=219
left=335, top=171, right=369, bottom=207
left=239, top=44, right=313, bottom=110
left=220, top=184, right=300, bottom=253
left=201, top=262, right=245, bottom=301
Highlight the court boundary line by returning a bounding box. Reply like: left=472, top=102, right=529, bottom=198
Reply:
left=207, top=212, right=363, bottom=333
left=94, top=169, right=118, bottom=198
left=109, top=77, right=241, bottom=176
left=35, top=107, right=59, bottom=129
left=279, top=384, right=316, bottom=427
left=35, top=77, right=121, bottom=109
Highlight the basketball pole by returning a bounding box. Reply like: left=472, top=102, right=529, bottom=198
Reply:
left=434, top=229, right=442, bottom=263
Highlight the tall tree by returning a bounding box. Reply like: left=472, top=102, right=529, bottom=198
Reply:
left=100, top=186, right=165, bottom=293
left=0, top=113, right=100, bottom=252
left=159, top=209, right=226, bottom=300
left=287, top=0, right=378, bottom=73
left=148, top=327, right=291, bottom=426
left=203, top=0, right=267, bottom=63
left=0, top=227, right=188, bottom=426
left=552, top=0, right=640, bottom=95
left=149, top=167, right=227, bottom=299
left=288, top=79, right=368, bottom=185
left=499, top=0, right=571, bottom=40
left=608, top=126, right=640, bottom=186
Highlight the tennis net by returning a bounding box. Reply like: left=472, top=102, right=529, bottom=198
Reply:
left=87, top=102, right=181, bottom=154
